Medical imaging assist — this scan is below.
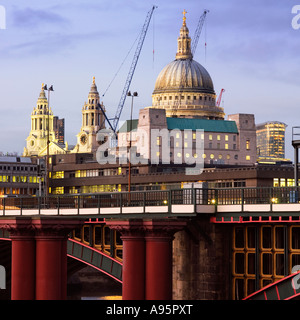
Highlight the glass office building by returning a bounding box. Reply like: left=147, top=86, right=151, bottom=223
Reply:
left=256, top=121, right=288, bottom=163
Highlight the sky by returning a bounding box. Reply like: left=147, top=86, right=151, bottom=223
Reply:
left=0, top=0, right=299, bottom=160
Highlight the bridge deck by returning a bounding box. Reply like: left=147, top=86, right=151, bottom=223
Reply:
left=1, top=186, right=300, bottom=219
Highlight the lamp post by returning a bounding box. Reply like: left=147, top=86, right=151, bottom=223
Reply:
left=127, top=91, right=138, bottom=193
left=42, top=84, right=54, bottom=200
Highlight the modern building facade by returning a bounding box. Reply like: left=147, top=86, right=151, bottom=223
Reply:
left=0, top=156, right=40, bottom=196
left=256, top=121, right=288, bottom=163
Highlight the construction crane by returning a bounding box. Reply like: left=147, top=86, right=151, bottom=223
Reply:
left=216, top=89, right=225, bottom=107
left=191, top=10, right=209, bottom=57
left=100, top=5, right=157, bottom=134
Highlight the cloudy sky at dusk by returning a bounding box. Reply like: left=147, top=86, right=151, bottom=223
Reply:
left=0, top=0, right=299, bottom=159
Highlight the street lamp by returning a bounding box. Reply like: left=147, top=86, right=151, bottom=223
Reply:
left=42, top=84, right=54, bottom=200
left=127, top=91, right=138, bottom=193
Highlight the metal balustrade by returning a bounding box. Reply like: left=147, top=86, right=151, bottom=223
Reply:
left=0, top=187, right=300, bottom=217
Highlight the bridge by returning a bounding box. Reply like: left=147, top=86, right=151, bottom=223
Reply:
left=1, top=186, right=300, bottom=300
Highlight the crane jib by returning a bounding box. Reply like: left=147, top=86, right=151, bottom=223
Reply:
left=112, top=5, right=157, bottom=133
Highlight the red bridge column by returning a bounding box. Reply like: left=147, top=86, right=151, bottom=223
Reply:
left=107, top=219, right=186, bottom=300
left=4, top=219, right=36, bottom=300
left=106, top=220, right=145, bottom=300
left=34, top=219, right=83, bottom=300
left=144, top=221, right=186, bottom=300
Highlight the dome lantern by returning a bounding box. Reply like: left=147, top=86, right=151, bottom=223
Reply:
left=175, top=10, right=193, bottom=60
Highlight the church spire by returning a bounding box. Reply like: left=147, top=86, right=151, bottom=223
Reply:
left=175, top=9, right=193, bottom=60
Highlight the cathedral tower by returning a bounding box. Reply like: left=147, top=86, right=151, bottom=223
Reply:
left=23, top=84, right=58, bottom=156
left=73, top=77, right=106, bottom=153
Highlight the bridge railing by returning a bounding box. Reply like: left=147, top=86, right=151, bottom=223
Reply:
left=214, top=186, right=300, bottom=205
left=1, top=186, right=300, bottom=215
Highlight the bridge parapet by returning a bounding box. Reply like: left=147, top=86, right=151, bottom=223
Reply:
left=0, top=186, right=300, bottom=219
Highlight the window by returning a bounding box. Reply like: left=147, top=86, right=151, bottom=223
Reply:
left=209, top=134, right=213, bottom=140
left=52, top=171, right=64, bottom=179
left=225, top=135, right=229, bottom=141
left=210, top=154, right=214, bottom=159
left=202, top=154, right=206, bottom=159
left=209, top=142, right=212, bottom=149
left=246, top=140, right=250, bottom=150
left=225, top=143, right=229, bottom=149
left=217, top=135, right=221, bottom=141
left=246, top=155, right=251, bottom=161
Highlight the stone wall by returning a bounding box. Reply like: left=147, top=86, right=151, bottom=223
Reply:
left=172, top=217, right=232, bottom=300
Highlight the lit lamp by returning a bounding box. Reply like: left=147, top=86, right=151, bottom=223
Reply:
left=127, top=91, right=138, bottom=194
left=43, top=84, right=54, bottom=200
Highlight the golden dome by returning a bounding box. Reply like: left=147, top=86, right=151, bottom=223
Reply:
left=151, top=11, right=224, bottom=120
left=153, top=59, right=215, bottom=95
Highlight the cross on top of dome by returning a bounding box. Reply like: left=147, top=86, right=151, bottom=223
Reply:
left=182, top=9, right=187, bottom=25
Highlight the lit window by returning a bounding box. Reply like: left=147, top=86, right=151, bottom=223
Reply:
left=156, top=151, right=160, bottom=157
left=209, top=135, right=213, bottom=140
left=202, top=154, right=206, bottom=159
left=246, top=140, right=250, bottom=150
left=227, top=154, right=230, bottom=160
left=246, top=155, right=250, bottom=160
left=194, top=153, right=198, bottom=158
left=184, top=142, right=188, bottom=148
left=225, top=135, right=229, bottom=141
left=225, top=144, right=229, bottom=149
left=217, top=135, right=220, bottom=141
left=185, top=153, right=190, bottom=158
left=193, top=133, right=196, bottom=140
left=176, top=132, right=180, bottom=139
left=219, top=155, right=223, bottom=159
left=210, top=154, right=214, bottom=159
left=177, top=152, right=182, bottom=157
